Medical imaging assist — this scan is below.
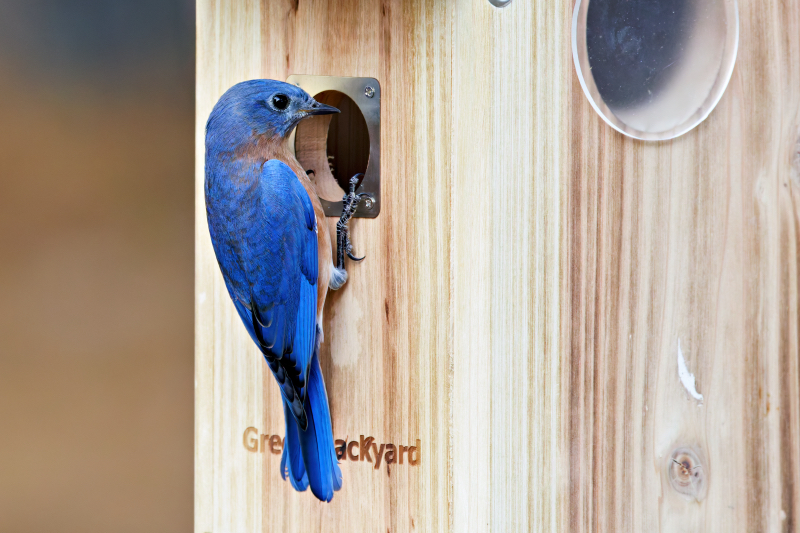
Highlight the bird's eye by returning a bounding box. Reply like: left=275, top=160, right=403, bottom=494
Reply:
left=271, top=94, right=290, bottom=110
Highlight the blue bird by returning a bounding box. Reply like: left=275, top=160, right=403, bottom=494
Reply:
left=205, top=80, right=347, bottom=502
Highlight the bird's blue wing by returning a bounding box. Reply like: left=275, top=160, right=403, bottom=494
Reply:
left=210, top=159, right=318, bottom=429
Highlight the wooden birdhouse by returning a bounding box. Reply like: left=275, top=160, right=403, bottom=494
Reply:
left=195, top=0, right=800, bottom=530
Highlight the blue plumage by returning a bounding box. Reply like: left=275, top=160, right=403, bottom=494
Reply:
left=205, top=80, right=342, bottom=501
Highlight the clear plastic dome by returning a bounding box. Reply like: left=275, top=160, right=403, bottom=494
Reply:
left=572, top=0, right=739, bottom=140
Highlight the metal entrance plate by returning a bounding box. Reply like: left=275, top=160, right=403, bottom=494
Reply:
left=288, top=75, right=381, bottom=218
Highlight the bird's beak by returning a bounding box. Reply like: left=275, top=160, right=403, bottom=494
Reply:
left=302, top=100, right=340, bottom=116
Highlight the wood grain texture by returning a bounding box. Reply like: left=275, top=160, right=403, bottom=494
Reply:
left=565, top=0, right=800, bottom=530
left=196, top=0, right=800, bottom=531
left=451, top=1, right=565, bottom=531
left=196, top=0, right=452, bottom=531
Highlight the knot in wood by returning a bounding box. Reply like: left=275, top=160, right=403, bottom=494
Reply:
left=667, top=447, right=707, bottom=501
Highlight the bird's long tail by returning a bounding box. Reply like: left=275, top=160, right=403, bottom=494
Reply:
left=280, top=328, right=342, bottom=502
left=280, top=400, right=309, bottom=491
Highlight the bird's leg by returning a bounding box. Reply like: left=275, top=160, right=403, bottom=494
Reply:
left=336, top=174, right=368, bottom=272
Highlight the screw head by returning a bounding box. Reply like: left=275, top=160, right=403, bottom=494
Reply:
left=363, top=197, right=374, bottom=210
left=364, top=86, right=375, bottom=98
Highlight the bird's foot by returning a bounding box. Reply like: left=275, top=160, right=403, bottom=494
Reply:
left=335, top=174, right=368, bottom=277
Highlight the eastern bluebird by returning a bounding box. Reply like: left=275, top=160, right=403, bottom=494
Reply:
left=205, top=79, right=346, bottom=502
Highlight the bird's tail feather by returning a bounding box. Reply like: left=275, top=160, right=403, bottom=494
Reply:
left=280, top=400, right=309, bottom=492
left=298, top=343, right=342, bottom=501
left=279, top=326, right=342, bottom=502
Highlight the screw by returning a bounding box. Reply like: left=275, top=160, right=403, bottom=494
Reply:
left=364, top=86, right=375, bottom=98
left=363, top=196, right=374, bottom=210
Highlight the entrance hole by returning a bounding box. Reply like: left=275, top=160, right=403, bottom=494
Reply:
left=295, top=90, right=370, bottom=203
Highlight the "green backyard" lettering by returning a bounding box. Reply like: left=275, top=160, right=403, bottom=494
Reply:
left=242, top=427, right=420, bottom=469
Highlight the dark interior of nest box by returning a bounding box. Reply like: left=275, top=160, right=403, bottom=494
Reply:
left=295, top=90, right=370, bottom=203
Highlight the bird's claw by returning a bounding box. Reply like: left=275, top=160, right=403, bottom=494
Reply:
left=336, top=174, right=368, bottom=272
left=346, top=249, right=365, bottom=262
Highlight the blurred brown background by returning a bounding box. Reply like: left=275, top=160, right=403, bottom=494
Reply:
left=0, top=1, right=194, bottom=531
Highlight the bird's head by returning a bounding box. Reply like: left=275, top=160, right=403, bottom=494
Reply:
left=207, top=79, right=339, bottom=143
